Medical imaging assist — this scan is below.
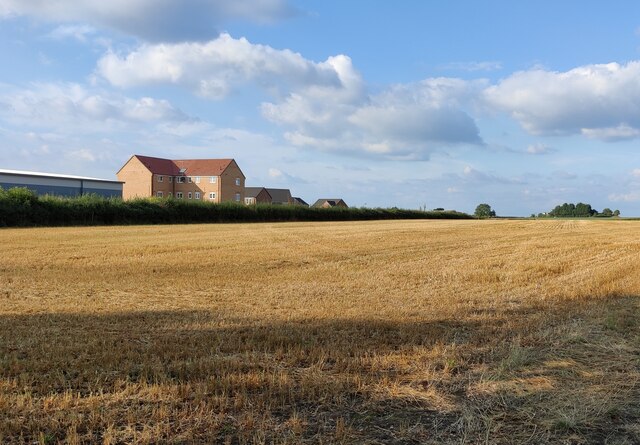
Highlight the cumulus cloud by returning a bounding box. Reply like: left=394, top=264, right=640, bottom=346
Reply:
left=581, top=124, right=640, bottom=141
left=0, top=83, right=188, bottom=130
left=485, top=62, right=640, bottom=139
left=439, top=61, right=503, bottom=72
left=267, top=167, right=307, bottom=184
left=609, top=191, right=640, bottom=202
left=526, top=143, right=555, bottom=155
left=47, top=24, right=96, bottom=42
left=98, top=34, right=341, bottom=99
left=263, top=73, right=484, bottom=159
left=0, top=0, right=295, bottom=42
left=98, top=35, right=484, bottom=159
left=462, top=166, right=525, bottom=184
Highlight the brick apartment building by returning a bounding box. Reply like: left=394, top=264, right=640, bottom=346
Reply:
left=117, top=155, right=245, bottom=203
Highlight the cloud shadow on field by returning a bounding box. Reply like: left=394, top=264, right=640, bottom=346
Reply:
left=0, top=295, right=639, bottom=444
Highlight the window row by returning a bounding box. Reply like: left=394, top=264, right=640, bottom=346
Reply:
left=157, top=175, right=242, bottom=185
left=156, top=191, right=214, bottom=200
left=155, top=191, right=241, bottom=202
left=157, top=175, right=219, bottom=184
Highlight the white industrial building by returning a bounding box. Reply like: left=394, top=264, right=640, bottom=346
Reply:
left=0, top=169, right=123, bottom=198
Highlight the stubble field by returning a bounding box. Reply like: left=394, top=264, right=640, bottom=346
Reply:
left=1, top=219, right=639, bottom=444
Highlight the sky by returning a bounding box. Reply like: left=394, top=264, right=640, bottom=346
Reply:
left=1, top=1, right=640, bottom=215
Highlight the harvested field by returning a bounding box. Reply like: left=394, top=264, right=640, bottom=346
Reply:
left=1, top=219, right=639, bottom=444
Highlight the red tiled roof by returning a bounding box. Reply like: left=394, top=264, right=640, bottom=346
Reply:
left=134, top=155, right=181, bottom=175
left=133, top=155, right=237, bottom=176
left=173, top=159, right=234, bottom=176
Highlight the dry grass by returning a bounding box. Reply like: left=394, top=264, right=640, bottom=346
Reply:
left=1, top=219, right=639, bottom=444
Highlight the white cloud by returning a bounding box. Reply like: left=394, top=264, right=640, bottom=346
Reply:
left=484, top=62, right=640, bottom=139
left=268, top=168, right=283, bottom=178
left=263, top=74, right=484, bottom=159
left=98, top=35, right=484, bottom=159
left=98, top=34, right=341, bottom=99
left=632, top=169, right=640, bottom=178
left=526, top=143, right=555, bottom=155
left=609, top=191, right=640, bottom=202
left=266, top=167, right=307, bottom=184
left=581, top=124, right=640, bottom=141
left=0, top=83, right=188, bottom=130
left=462, top=166, right=524, bottom=184
left=439, top=61, right=503, bottom=72
left=66, top=148, right=107, bottom=162
left=0, top=0, right=295, bottom=42
left=47, top=24, right=96, bottom=42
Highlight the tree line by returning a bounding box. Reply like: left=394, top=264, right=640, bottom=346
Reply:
left=472, top=202, right=622, bottom=219
left=535, top=203, right=620, bottom=218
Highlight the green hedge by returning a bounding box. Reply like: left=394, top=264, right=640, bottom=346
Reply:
left=0, top=187, right=472, bottom=227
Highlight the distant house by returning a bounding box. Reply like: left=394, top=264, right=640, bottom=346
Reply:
left=117, top=155, right=245, bottom=203
left=0, top=169, right=122, bottom=198
left=312, top=199, right=348, bottom=208
left=265, top=188, right=293, bottom=205
left=245, top=187, right=272, bottom=205
left=291, top=197, right=309, bottom=207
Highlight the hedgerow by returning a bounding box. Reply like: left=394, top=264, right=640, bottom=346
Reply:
left=0, top=187, right=471, bottom=227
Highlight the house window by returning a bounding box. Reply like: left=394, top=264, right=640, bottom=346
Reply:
left=235, top=192, right=241, bottom=202
left=195, top=192, right=201, bottom=200
left=245, top=197, right=253, bottom=205
left=188, top=177, right=193, bottom=183
left=195, top=176, right=200, bottom=184
left=176, top=192, right=183, bottom=199
left=210, top=176, right=217, bottom=183
left=169, top=176, right=173, bottom=183
left=158, top=175, right=164, bottom=183
left=176, top=176, right=185, bottom=183
left=235, top=177, right=241, bottom=186
left=156, top=191, right=163, bottom=198
left=209, top=192, right=216, bottom=200
left=168, top=192, right=173, bottom=197
left=188, top=192, right=193, bottom=199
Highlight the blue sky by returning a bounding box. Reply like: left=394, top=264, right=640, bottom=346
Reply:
left=1, top=1, right=640, bottom=215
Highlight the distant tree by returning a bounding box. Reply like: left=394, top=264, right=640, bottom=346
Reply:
left=601, top=208, right=614, bottom=217
left=614, top=209, right=621, bottom=217
left=548, top=202, right=598, bottom=217
left=475, top=203, right=496, bottom=218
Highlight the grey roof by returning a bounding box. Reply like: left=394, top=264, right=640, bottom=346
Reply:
left=265, top=188, right=292, bottom=203
left=245, top=187, right=270, bottom=199
left=312, top=198, right=347, bottom=208
left=291, top=197, right=309, bottom=206
left=0, top=168, right=122, bottom=184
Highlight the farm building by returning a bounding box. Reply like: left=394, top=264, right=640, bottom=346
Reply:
left=312, top=198, right=348, bottom=208
left=0, top=169, right=123, bottom=198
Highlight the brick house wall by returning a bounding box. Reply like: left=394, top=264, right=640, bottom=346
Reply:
left=117, top=156, right=245, bottom=203
left=117, top=156, right=152, bottom=200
